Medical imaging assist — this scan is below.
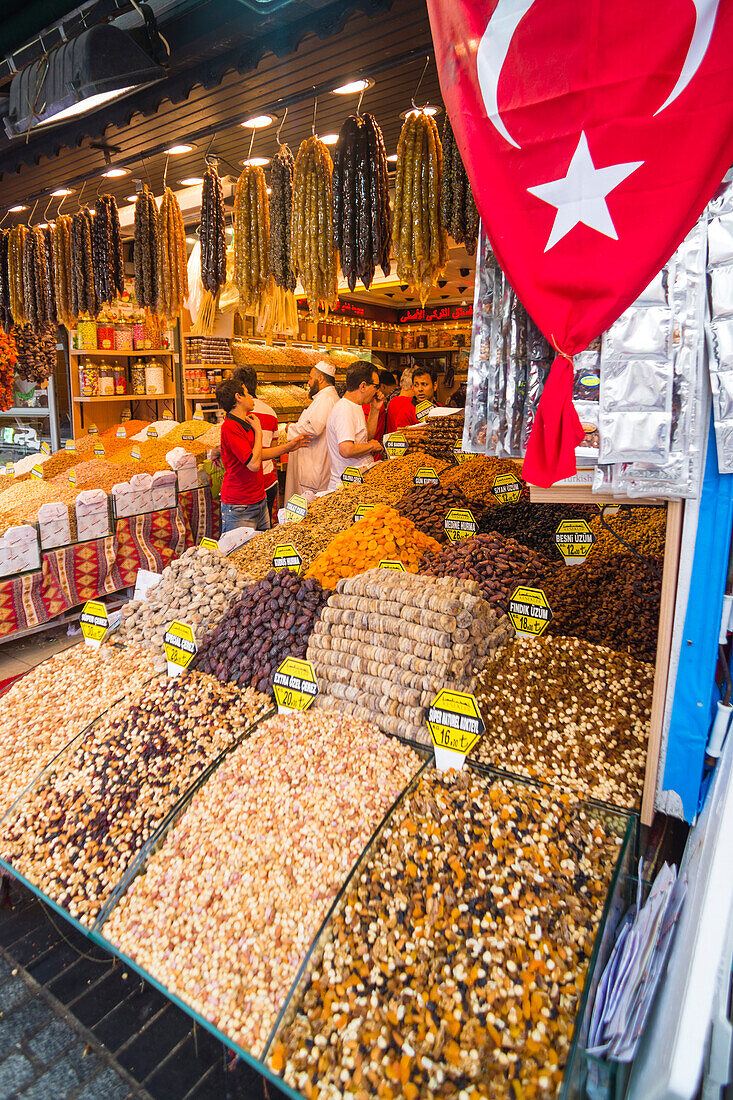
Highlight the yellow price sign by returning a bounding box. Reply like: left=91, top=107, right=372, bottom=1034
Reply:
left=272, top=544, right=302, bottom=574
left=378, top=559, right=406, bottom=571
left=193, top=409, right=205, bottom=421
left=131, top=445, right=142, bottom=461
left=30, top=464, right=44, bottom=480
left=427, top=689, right=485, bottom=766
left=555, top=519, right=595, bottom=564
left=65, top=439, right=76, bottom=453
left=4, top=462, right=13, bottom=478
left=88, top=424, right=98, bottom=435
left=415, top=399, right=435, bottom=421
left=273, top=657, right=318, bottom=714
left=199, top=537, right=219, bottom=552
left=163, top=621, right=197, bottom=676
left=507, top=585, right=552, bottom=638
left=116, top=425, right=127, bottom=439
left=80, top=600, right=110, bottom=647
left=341, top=466, right=364, bottom=484
left=384, top=433, right=408, bottom=458
left=285, top=494, right=308, bottom=523
left=453, top=442, right=473, bottom=464
left=68, top=469, right=77, bottom=486
left=93, top=444, right=105, bottom=458
left=120, top=410, right=131, bottom=422
left=41, top=441, right=51, bottom=455
left=353, top=505, right=375, bottom=523
left=162, top=409, right=174, bottom=421
left=147, top=427, right=159, bottom=439
left=492, top=472, right=523, bottom=504
left=444, top=507, right=477, bottom=541
left=413, top=467, right=439, bottom=486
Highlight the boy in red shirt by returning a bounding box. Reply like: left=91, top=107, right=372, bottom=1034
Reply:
left=216, top=377, right=269, bottom=533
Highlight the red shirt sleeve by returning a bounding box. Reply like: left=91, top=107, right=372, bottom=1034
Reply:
left=225, top=422, right=254, bottom=466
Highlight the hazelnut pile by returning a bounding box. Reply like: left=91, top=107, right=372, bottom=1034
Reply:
left=0, top=672, right=271, bottom=926
left=270, top=769, right=621, bottom=1100
left=104, top=711, right=419, bottom=1054
left=472, top=636, right=654, bottom=806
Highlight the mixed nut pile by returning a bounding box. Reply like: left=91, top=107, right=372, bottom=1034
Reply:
left=270, top=769, right=621, bottom=1100
left=105, top=711, right=419, bottom=1053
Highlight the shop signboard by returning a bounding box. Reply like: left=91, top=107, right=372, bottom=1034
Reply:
left=273, top=657, right=319, bottom=714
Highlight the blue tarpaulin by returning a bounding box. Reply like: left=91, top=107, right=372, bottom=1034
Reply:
left=662, top=419, right=733, bottom=821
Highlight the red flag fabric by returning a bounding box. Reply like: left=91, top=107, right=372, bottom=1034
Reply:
left=426, top=0, right=733, bottom=485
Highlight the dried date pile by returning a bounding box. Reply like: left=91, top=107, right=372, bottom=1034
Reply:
left=402, top=412, right=464, bottom=463
left=396, top=483, right=474, bottom=543
left=472, top=635, right=654, bottom=806
left=0, top=673, right=271, bottom=926
left=192, top=569, right=330, bottom=693
left=420, top=531, right=546, bottom=615
left=105, top=710, right=419, bottom=1054
left=541, top=553, right=662, bottom=662
left=308, top=569, right=512, bottom=745
left=270, top=769, right=621, bottom=1100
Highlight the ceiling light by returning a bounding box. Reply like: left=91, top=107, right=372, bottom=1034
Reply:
left=3, top=25, right=165, bottom=138
left=321, top=134, right=339, bottom=146
left=332, top=78, right=373, bottom=95
left=241, top=156, right=270, bottom=168
left=102, top=167, right=129, bottom=178
left=386, top=154, right=398, bottom=163
left=180, top=177, right=204, bottom=187
left=400, top=105, right=441, bottom=120
left=36, top=222, right=49, bottom=229
left=51, top=187, right=74, bottom=198
left=164, top=144, right=195, bottom=155
left=8, top=205, right=26, bottom=213
left=185, top=236, right=196, bottom=244
left=241, top=114, right=275, bottom=129
left=125, top=194, right=138, bottom=203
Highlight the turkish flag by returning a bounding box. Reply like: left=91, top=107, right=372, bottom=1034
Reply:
left=427, top=0, right=733, bottom=484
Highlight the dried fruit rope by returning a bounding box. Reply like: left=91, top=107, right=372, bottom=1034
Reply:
left=134, top=186, right=158, bottom=310
left=269, top=145, right=296, bottom=291
left=155, top=187, right=188, bottom=322
left=71, top=208, right=98, bottom=318
left=200, top=164, right=226, bottom=295
left=393, top=110, right=448, bottom=304
left=332, top=112, right=391, bottom=293
left=22, top=226, right=47, bottom=331
left=8, top=224, right=28, bottom=325
left=0, top=230, right=11, bottom=332
left=42, top=226, right=57, bottom=327
left=52, top=214, right=75, bottom=327
left=93, top=194, right=124, bottom=307
left=292, top=136, right=338, bottom=317
left=234, top=165, right=270, bottom=310
left=441, top=113, right=479, bottom=255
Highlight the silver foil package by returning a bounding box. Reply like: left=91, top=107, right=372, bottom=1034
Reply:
left=707, top=172, right=733, bottom=474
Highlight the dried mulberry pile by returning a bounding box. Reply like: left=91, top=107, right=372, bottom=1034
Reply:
left=200, top=164, right=227, bottom=295
left=440, top=113, right=479, bottom=255
left=92, top=194, right=124, bottom=308
left=156, top=187, right=188, bottom=322
left=14, top=323, right=55, bottom=384
left=332, top=113, right=391, bottom=291
left=234, top=165, right=270, bottom=310
left=393, top=110, right=448, bottom=304
left=0, top=329, right=17, bottom=410
left=292, top=136, right=338, bottom=317
left=133, top=186, right=158, bottom=310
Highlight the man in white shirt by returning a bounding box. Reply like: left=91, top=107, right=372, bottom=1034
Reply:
left=326, top=360, right=384, bottom=491
left=284, top=360, right=340, bottom=498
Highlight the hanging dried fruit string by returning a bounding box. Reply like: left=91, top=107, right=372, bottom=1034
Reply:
left=8, top=224, right=28, bottom=325
left=393, top=109, right=448, bottom=305
left=292, top=136, right=338, bottom=317
left=156, top=187, right=188, bottom=323
left=200, top=163, right=227, bottom=296
left=23, top=225, right=48, bottom=332
left=42, top=226, right=57, bottom=327
left=52, top=214, right=75, bottom=328
left=332, top=113, right=391, bottom=291
left=93, top=195, right=125, bottom=308
left=440, top=113, right=479, bottom=256
left=267, top=144, right=298, bottom=335
left=0, top=329, right=17, bottom=411
left=234, top=164, right=270, bottom=310
left=0, top=230, right=13, bottom=333
left=133, top=186, right=158, bottom=312
left=71, top=208, right=98, bottom=318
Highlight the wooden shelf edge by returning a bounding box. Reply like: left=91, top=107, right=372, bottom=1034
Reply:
left=73, top=393, right=175, bottom=403
left=69, top=349, right=175, bottom=356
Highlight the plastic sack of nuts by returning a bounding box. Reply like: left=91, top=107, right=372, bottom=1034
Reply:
left=104, top=710, right=420, bottom=1054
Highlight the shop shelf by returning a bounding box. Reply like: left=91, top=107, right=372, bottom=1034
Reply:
left=73, top=393, right=176, bottom=403
left=69, top=349, right=175, bottom=357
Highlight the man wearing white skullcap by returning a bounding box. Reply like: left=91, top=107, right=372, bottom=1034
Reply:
left=284, top=359, right=340, bottom=498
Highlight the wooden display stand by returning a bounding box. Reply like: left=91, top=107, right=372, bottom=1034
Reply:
left=68, top=348, right=178, bottom=435
left=529, top=481, right=684, bottom=826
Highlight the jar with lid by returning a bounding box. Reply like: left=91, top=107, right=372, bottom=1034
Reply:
left=98, top=362, right=115, bottom=396
left=113, top=363, right=127, bottom=395
left=114, top=320, right=133, bottom=351
left=130, top=359, right=147, bottom=395
left=97, top=317, right=115, bottom=351
left=145, top=359, right=165, bottom=395
left=79, top=358, right=99, bottom=397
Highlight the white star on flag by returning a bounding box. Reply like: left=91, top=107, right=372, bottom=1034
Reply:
left=528, top=132, right=644, bottom=251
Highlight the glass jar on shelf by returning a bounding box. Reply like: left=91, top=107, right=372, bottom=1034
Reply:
left=145, top=359, right=165, bottom=395
left=97, top=317, right=115, bottom=351
left=130, top=359, right=147, bottom=395
left=79, top=358, right=99, bottom=397
left=114, top=320, right=133, bottom=351
left=98, top=362, right=115, bottom=396
left=113, top=363, right=127, bottom=395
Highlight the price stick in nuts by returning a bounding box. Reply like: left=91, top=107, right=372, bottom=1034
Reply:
left=453, top=442, right=472, bottom=464
left=273, top=656, right=318, bottom=715
left=199, top=537, right=219, bottom=552
left=80, top=600, right=111, bottom=649
left=341, top=466, right=364, bottom=485
left=379, top=559, right=407, bottom=571
left=4, top=462, right=12, bottom=478
left=65, top=439, right=76, bottom=453
left=427, top=688, right=485, bottom=772
left=162, top=409, right=174, bottom=421
left=93, top=443, right=105, bottom=459
left=285, top=494, right=308, bottom=523
left=131, top=445, right=142, bottom=462
left=492, top=471, right=523, bottom=504
left=120, top=410, right=131, bottom=422
left=415, top=399, right=436, bottom=422
left=383, top=433, right=408, bottom=458
left=445, top=507, right=478, bottom=542
left=353, top=504, right=375, bottom=523
left=193, top=408, right=205, bottom=422
left=272, top=544, right=302, bottom=574
left=116, top=425, right=127, bottom=438
left=163, top=621, right=197, bottom=677
left=147, top=427, right=159, bottom=439
left=88, top=424, right=98, bottom=435
left=507, top=585, right=552, bottom=639
left=30, top=464, right=44, bottom=480
left=555, top=519, right=595, bottom=565
left=413, top=466, right=440, bottom=487
left=68, top=469, right=77, bottom=487
left=41, top=441, right=51, bottom=455
left=182, top=431, right=194, bottom=441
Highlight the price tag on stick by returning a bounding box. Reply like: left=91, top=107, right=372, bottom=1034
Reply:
left=273, top=657, right=319, bottom=714
left=272, top=544, right=302, bottom=574
left=555, top=519, right=595, bottom=564
left=444, top=508, right=477, bottom=541
left=492, top=472, right=523, bottom=504
left=199, top=537, right=219, bottom=552
left=164, top=621, right=197, bottom=677
left=285, top=494, right=308, bottom=523
left=507, top=586, right=552, bottom=639
left=353, top=505, right=375, bottom=523
left=427, top=689, right=485, bottom=771
left=341, top=466, right=364, bottom=484
left=80, top=600, right=111, bottom=649
left=413, top=466, right=440, bottom=487
left=384, top=433, right=408, bottom=458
